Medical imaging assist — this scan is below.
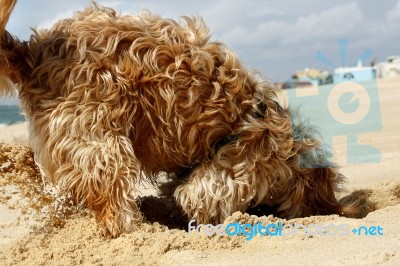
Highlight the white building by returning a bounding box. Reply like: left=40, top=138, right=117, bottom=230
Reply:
left=375, top=56, right=400, bottom=78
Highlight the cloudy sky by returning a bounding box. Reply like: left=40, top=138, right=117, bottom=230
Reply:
left=6, top=0, right=400, bottom=81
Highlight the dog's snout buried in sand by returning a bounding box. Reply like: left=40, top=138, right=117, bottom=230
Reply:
left=0, top=0, right=361, bottom=236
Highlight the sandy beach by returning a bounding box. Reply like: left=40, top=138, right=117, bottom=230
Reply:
left=0, top=77, right=400, bottom=265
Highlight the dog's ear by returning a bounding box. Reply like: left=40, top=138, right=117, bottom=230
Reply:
left=0, top=0, right=19, bottom=97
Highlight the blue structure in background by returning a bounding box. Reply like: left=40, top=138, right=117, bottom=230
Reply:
left=333, top=61, right=377, bottom=84
left=287, top=39, right=382, bottom=166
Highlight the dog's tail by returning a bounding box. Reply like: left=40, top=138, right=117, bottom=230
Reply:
left=0, top=0, right=19, bottom=97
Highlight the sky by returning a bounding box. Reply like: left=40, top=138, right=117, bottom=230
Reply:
left=6, top=0, right=400, bottom=82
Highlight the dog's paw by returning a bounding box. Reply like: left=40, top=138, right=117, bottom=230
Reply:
left=96, top=204, right=143, bottom=237
left=173, top=181, right=230, bottom=225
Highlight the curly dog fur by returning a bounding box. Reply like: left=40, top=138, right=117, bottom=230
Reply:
left=0, top=1, right=358, bottom=236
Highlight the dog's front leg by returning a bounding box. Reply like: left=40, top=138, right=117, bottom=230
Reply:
left=173, top=160, right=253, bottom=225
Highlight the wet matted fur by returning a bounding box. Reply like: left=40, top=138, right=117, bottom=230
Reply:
left=0, top=1, right=358, bottom=236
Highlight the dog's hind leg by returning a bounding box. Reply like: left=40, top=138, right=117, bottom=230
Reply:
left=45, top=101, right=142, bottom=236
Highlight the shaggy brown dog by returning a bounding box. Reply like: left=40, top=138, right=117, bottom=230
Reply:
left=0, top=1, right=358, bottom=236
